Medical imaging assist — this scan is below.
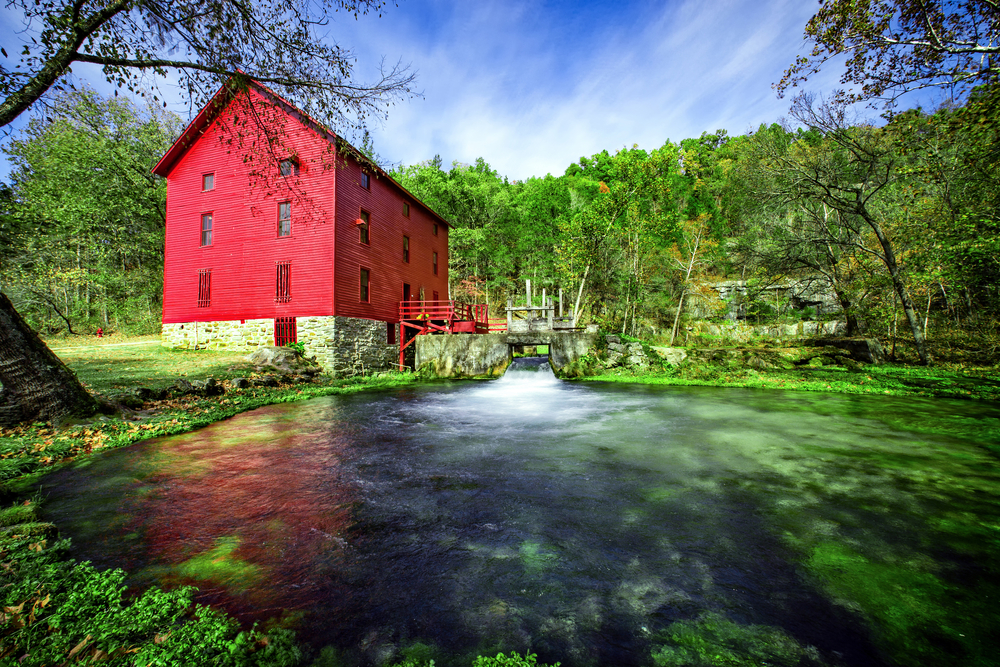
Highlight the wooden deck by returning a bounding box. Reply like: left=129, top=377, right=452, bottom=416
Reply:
left=398, top=300, right=500, bottom=368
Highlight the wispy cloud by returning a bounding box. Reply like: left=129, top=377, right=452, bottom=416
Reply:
left=0, top=0, right=917, bottom=183
left=340, top=0, right=831, bottom=179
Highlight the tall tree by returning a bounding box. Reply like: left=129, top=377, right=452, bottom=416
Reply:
left=727, top=124, right=872, bottom=335
left=774, top=97, right=933, bottom=363
left=0, top=0, right=414, bottom=425
left=3, top=90, right=179, bottom=334
left=778, top=0, right=1000, bottom=107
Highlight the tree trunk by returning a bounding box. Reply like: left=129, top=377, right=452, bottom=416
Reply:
left=0, top=291, right=98, bottom=426
left=832, top=286, right=861, bottom=336
left=670, top=289, right=687, bottom=345
left=863, top=214, right=932, bottom=365
left=572, top=265, right=590, bottom=328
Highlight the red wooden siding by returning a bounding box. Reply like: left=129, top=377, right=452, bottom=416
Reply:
left=333, top=155, right=448, bottom=323
left=161, top=87, right=337, bottom=324
left=158, top=78, right=450, bottom=329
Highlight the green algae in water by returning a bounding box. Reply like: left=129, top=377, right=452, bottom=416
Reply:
left=519, top=541, right=559, bottom=578
left=651, top=613, right=824, bottom=667
left=171, top=536, right=261, bottom=592
left=26, top=377, right=1000, bottom=667
left=806, top=543, right=998, bottom=666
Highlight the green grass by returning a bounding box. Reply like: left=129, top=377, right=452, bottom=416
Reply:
left=0, top=499, right=302, bottom=667
left=585, top=361, right=1000, bottom=403
left=49, top=335, right=259, bottom=395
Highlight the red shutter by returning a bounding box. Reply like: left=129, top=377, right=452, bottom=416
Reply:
left=275, top=261, right=291, bottom=302
left=275, top=317, right=297, bottom=345
left=197, top=269, right=211, bottom=307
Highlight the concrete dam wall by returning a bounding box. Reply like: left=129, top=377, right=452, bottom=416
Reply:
left=415, top=332, right=601, bottom=378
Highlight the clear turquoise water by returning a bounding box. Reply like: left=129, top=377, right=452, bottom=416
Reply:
left=34, top=359, right=1000, bottom=666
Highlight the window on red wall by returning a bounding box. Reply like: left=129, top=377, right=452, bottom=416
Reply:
left=359, top=210, right=370, bottom=244
left=275, top=317, right=297, bottom=345
left=275, top=261, right=291, bottom=302
left=433, top=223, right=438, bottom=236
left=386, top=321, right=396, bottom=344
left=432, top=291, right=439, bottom=302
left=361, top=172, right=370, bottom=189
left=279, top=159, right=299, bottom=177
left=402, top=236, right=409, bottom=263
left=403, top=202, right=410, bottom=217
left=360, top=268, right=370, bottom=302
left=278, top=201, right=291, bottom=237
left=201, top=213, right=213, bottom=246
left=202, top=173, right=214, bottom=191
left=432, top=251, right=438, bottom=275
left=198, top=269, right=211, bottom=307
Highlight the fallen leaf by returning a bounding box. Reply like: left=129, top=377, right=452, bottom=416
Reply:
left=67, top=634, right=92, bottom=659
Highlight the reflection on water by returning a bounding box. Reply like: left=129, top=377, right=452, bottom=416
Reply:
left=34, top=357, right=1000, bottom=666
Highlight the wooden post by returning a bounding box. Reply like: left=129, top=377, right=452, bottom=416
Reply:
left=559, top=288, right=563, bottom=318
left=542, top=288, right=546, bottom=322
left=507, top=297, right=513, bottom=331
left=547, top=297, right=553, bottom=330
left=526, top=279, right=531, bottom=307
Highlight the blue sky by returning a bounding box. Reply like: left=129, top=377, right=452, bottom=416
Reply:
left=340, top=0, right=845, bottom=179
left=0, top=0, right=930, bottom=182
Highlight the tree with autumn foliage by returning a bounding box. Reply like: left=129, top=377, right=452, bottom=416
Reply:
left=777, top=0, right=999, bottom=108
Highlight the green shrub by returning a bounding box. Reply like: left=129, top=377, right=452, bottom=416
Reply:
left=285, top=341, right=307, bottom=356
left=472, top=652, right=559, bottom=667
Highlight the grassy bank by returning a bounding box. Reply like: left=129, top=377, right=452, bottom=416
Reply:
left=1, top=336, right=420, bottom=495
left=586, top=360, right=1000, bottom=402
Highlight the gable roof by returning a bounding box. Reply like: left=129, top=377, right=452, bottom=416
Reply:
left=152, top=75, right=450, bottom=228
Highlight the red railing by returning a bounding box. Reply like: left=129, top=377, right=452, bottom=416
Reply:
left=396, top=300, right=493, bottom=368
left=398, top=300, right=459, bottom=321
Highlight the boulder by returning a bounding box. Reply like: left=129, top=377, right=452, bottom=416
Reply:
left=251, top=375, right=279, bottom=387
left=607, top=342, right=627, bottom=353
left=651, top=347, right=688, bottom=366
left=173, top=378, right=194, bottom=394
left=246, top=346, right=322, bottom=375
left=199, top=378, right=224, bottom=396
left=132, top=387, right=155, bottom=402
left=117, top=393, right=146, bottom=409
left=800, top=338, right=885, bottom=364
left=230, top=377, right=250, bottom=389
left=747, top=354, right=777, bottom=370
left=605, top=335, right=621, bottom=345
left=626, top=354, right=648, bottom=368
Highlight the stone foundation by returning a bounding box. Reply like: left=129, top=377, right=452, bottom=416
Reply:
left=162, top=319, right=273, bottom=350
left=162, top=316, right=400, bottom=377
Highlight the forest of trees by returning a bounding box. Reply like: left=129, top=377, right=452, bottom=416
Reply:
left=1, top=80, right=998, bottom=365
left=0, top=1, right=996, bottom=382
left=390, top=87, right=999, bottom=364
left=0, top=91, right=180, bottom=335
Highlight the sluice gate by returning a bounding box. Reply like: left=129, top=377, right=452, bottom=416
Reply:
left=414, top=331, right=600, bottom=378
